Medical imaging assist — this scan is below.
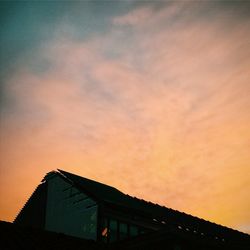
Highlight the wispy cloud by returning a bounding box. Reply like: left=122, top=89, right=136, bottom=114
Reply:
left=0, top=1, right=249, bottom=233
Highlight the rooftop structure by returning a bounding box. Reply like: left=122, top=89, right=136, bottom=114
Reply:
left=14, top=169, right=250, bottom=249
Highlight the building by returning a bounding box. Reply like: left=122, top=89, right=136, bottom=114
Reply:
left=14, top=169, right=250, bottom=249
left=0, top=220, right=105, bottom=250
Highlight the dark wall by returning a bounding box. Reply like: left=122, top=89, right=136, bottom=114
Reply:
left=14, top=182, right=47, bottom=229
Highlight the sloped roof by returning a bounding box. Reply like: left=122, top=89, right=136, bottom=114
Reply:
left=57, top=169, right=179, bottom=213
left=47, top=169, right=249, bottom=246
left=56, top=169, right=183, bottom=219
left=14, top=182, right=47, bottom=227
left=58, top=169, right=127, bottom=204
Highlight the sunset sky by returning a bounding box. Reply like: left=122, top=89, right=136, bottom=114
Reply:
left=0, top=1, right=250, bottom=234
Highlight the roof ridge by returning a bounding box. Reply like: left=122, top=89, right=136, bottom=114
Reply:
left=57, top=169, right=124, bottom=194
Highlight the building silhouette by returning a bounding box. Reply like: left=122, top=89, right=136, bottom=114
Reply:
left=13, top=169, right=250, bottom=249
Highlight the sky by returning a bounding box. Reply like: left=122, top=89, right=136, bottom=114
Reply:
left=0, top=0, right=250, bottom=234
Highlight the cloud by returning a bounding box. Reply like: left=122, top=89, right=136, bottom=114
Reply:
left=113, top=5, right=154, bottom=26
left=0, top=1, right=250, bottom=232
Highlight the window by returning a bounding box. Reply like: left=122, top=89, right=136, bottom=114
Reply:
left=82, top=206, right=97, bottom=239
left=109, top=219, right=118, bottom=242
left=119, top=222, right=128, bottom=240
left=129, top=225, right=139, bottom=237
left=100, top=217, right=143, bottom=243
